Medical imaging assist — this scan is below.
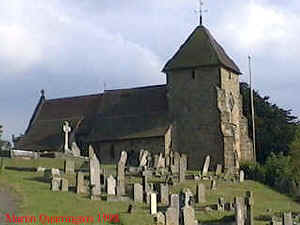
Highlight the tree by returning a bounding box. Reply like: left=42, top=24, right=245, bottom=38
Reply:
left=240, top=82, right=298, bottom=163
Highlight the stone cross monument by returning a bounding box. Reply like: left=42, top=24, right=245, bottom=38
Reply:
left=63, top=121, right=71, bottom=153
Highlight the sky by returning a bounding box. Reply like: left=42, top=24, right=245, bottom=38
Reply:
left=0, top=0, right=300, bottom=141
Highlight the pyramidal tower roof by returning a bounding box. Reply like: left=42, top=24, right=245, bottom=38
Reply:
left=162, top=25, right=241, bottom=74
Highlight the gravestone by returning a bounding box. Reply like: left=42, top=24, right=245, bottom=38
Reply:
left=181, top=154, right=187, bottom=171
left=235, top=197, right=245, bottom=225
left=51, top=177, right=61, bottom=192
left=89, top=146, right=101, bottom=198
left=157, top=153, right=166, bottom=169
left=71, top=141, right=81, bottom=157
left=245, top=191, right=254, bottom=225
left=182, top=205, right=196, bottom=225
left=64, top=159, right=75, bottom=175
left=173, top=152, right=180, bottom=173
left=139, top=150, right=149, bottom=167
left=153, top=154, right=159, bottom=168
left=155, top=212, right=165, bottom=225
left=202, top=155, right=210, bottom=177
left=117, top=151, right=127, bottom=196
left=44, top=168, right=60, bottom=181
left=182, top=188, right=193, bottom=207
left=150, top=193, right=157, bottom=215
left=160, top=183, right=169, bottom=205
left=107, top=175, right=116, bottom=195
left=216, top=164, right=222, bottom=176
left=282, top=212, right=292, bottom=225
left=63, top=121, right=71, bottom=153
left=166, top=207, right=178, bottom=225
left=133, top=183, right=143, bottom=203
left=196, top=183, right=206, bottom=203
left=76, top=172, right=88, bottom=194
left=61, top=178, right=69, bottom=192
left=240, top=170, right=245, bottom=183
left=210, top=180, right=216, bottom=190
left=179, top=157, right=185, bottom=183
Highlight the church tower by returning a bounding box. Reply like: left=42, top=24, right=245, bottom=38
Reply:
left=163, top=25, right=254, bottom=170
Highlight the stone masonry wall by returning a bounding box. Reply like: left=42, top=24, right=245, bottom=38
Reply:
left=167, top=67, right=224, bottom=170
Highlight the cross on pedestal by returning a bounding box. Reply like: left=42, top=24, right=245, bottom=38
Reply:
left=63, top=121, right=71, bottom=153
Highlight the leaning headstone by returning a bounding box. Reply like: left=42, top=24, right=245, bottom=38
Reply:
left=234, top=197, right=245, bottom=225
left=89, top=146, right=101, bottom=198
left=71, top=141, right=81, bottom=157
left=210, top=179, right=216, bottom=190
left=76, top=172, right=87, bottom=194
left=179, top=156, right=185, bottom=183
left=61, top=178, right=69, bottom=192
left=282, top=212, right=292, bottom=225
left=216, top=164, right=222, bottom=176
left=160, top=183, right=169, bottom=205
left=64, top=159, right=75, bottom=175
left=51, top=177, right=61, bottom=192
left=245, top=191, right=254, bottom=225
left=196, top=183, right=206, bottom=203
left=182, top=205, right=196, bottom=225
left=107, top=175, right=116, bottom=195
left=155, top=212, right=165, bottom=225
left=150, top=193, right=157, bottom=215
left=202, top=155, right=210, bottom=177
left=139, top=150, right=149, bottom=167
left=240, top=170, right=245, bottom=183
left=134, top=183, right=143, bottom=203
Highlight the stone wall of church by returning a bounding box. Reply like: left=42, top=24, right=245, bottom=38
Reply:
left=93, top=136, right=165, bottom=165
left=167, top=67, right=224, bottom=170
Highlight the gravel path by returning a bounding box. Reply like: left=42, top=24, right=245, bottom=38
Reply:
left=0, top=191, right=17, bottom=225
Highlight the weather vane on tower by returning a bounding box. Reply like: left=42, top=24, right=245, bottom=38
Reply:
left=195, top=0, right=208, bottom=26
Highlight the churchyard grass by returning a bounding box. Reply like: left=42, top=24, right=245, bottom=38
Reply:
left=0, top=158, right=299, bottom=225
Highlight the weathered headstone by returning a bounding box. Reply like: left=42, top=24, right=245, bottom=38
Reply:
left=234, top=197, right=245, bottom=225
left=107, top=175, right=116, bottom=195
left=155, top=212, right=165, bottom=225
left=133, top=183, right=143, bottom=203
left=182, top=205, right=196, bottom=225
left=196, top=183, right=206, bottom=203
left=71, top=141, right=81, bottom=157
left=61, top=178, right=69, bottom=192
left=63, top=121, right=71, bottom=153
left=172, top=152, right=180, bottom=174
left=210, top=179, right=216, bottom=190
left=64, top=159, right=75, bottom=175
left=181, top=154, right=187, bottom=171
left=245, top=191, right=254, bottom=225
left=182, top=188, right=193, bottom=207
left=117, top=151, right=127, bottom=196
left=89, top=146, right=101, bottom=198
left=160, top=183, right=169, bottom=205
left=150, top=193, right=157, bottom=215
left=153, top=154, right=159, bottom=168
left=157, top=153, right=166, bottom=169
left=202, top=155, right=210, bottom=177
left=44, top=168, right=60, bottom=181
left=51, top=177, right=61, bottom=191
left=139, top=150, right=149, bottom=167
left=76, top=172, right=88, bottom=194
left=216, top=164, right=222, bottom=176
left=218, top=197, right=225, bottom=211
left=240, top=170, right=245, bottom=183
left=282, top=212, right=292, bottom=225
left=179, top=156, right=185, bottom=183
left=166, top=207, right=179, bottom=225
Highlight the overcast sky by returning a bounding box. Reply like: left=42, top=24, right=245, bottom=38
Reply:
left=1, top=0, right=300, bottom=141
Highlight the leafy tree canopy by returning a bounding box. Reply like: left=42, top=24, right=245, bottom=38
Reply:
left=240, top=82, right=298, bottom=163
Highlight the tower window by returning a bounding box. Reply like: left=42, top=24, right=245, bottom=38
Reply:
left=192, top=70, right=196, bottom=80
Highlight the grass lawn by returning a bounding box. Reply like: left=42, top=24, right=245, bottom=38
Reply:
left=0, top=158, right=299, bottom=225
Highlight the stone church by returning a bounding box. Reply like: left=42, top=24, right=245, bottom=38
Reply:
left=15, top=25, right=254, bottom=169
